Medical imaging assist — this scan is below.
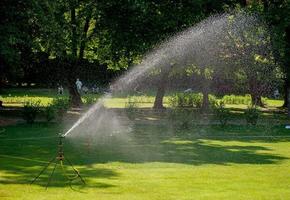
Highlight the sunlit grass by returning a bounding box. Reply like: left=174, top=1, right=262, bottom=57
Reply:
left=0, top=88, right=285, bottom=110
left=0, top=122, right=290, bottom=199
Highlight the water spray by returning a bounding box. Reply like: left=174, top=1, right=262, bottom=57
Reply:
left=31, top=133, right=85, bottom=189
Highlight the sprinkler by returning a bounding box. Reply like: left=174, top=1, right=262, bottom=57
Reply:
left=31, top=133, right=85, bottom=189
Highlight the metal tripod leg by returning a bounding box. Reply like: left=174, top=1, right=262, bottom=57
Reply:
left=46, top=162, right=58, bottom=189
left=65, top=157, right=86, bottom=185
left=31, top=157, right=56, bottom=185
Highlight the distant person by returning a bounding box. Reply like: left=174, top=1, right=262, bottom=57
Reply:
left=58, top=85, right=64, bottom=95
left=92, top=85, right=99, bottom=93
left=274, top=89, right=280, bottom=99
left=184, top=88, right=193, bottom=93
left=82, top=86, right=89, bottom=94
left=75, top=78, right=83, bottom=94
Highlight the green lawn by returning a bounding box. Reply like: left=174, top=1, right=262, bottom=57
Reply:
left=0, top=88, right=289, bottom=199
left=1, top=119, right=290, bottom=199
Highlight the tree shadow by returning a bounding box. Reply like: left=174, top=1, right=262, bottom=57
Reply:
left=0, top=154, right=118, bottom=188
left=0, top=122, right=289, bottom=188
left=78, top=137, right=287, bottom=166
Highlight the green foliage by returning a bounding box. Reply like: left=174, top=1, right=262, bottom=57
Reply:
left=209, top=95, right=218, bottom=108
left=222, top=95, right=269, bottom=106
left=42, top=98, right=69, bottom=123
left=169, top=93, right=217, bottom=110
left=44, top=105, right=56, bottom=122
left=0, top=95, right=53, bottom=106
left=177, top=109, right=194, bottom=130
left=125, top=96, right=138, bottom=120
left=213, top=101, right=230, bottom=126
left=167, top=108, right=197, bottom=130
left=83, top=96, right=98, bottom=105
left=169, top=93, right=203, bottom=108
left=222, top=95, right=252, bottom=105
left=22, top=101, right=41, bottom=124
left=0, top=0, right=33, bottom=80
left=51, top=98, right=70, bottom=121
left=244, top=106, right=259, bottom=125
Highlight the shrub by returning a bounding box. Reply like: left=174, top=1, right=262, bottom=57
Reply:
left=213, top=101, right=230, bottom=126
left=178, top=109, right=193, bottom=130
left=22, top=101, right=41, bottom=124
left=167, top=108, right=196, bottom=130
left=209, top=95, right=218, bottom=108
left=83, top=95, right=97, bottom=105
left=44, top=105, right=56, bottom=122
left=51, top=98, right=70, bottom=121
left=125, top=96, right=138, bottom=120
left=244, top=106, right=259, bottom=125
left=169, top=93, right=203, bottom=108
left=222, top=94, right=252, bottom=105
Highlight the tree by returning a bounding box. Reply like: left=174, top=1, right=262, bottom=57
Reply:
left=215, top=10, right=279, bottom=107
left=31, top=0, right=102, bottom=106
left=259, top=1, right=290, bottom=114
left=0, top=0, right=34, bottom=91
left=149, top=0, right=250, bottom=109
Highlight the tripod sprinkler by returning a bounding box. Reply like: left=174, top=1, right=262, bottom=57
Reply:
left=31, top=133, right=85, bottom=189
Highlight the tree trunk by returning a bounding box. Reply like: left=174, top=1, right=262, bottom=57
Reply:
left=287, top=87, right=290, bottom=118
left=70, top=1, right=77, bottom=58
left=79, top=9, right=92, bottom=59
left=153, top=70, right=170, bottom=110
left=201, top=68, right=210, bottom=111
left=248, top=75, right=264, bottom=107
left=68, top=75, right=82, bottom=107
left=282, top=78, right=289, bottom=107
left=0, top=76, right=3, bottom=94
left=285, top=25, right=290, bottom=116
left=153, top=83, right=166, bottom=110
left=240, top=0, right=249, bottom=7
left=251, top=93, right=263, bottom=107
left=202, top=89, right=209, bottom=110
left=66, top=1, right=82, bottom=107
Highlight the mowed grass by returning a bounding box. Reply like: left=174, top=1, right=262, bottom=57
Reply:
left=1, top=121, right=290, bottom=200
left=0, top=88, right=289, bottom=199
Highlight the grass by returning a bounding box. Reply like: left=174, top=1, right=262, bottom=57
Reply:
left=0, top=88, right=289, bottom=199
left=1, top=88, right=284, bottom=110
left=1, top=116, right=290, bottom=199
left=0, top=89, right=102, bottom=107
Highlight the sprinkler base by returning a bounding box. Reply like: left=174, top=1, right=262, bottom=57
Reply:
left=31, top=135, right=85, bottom=189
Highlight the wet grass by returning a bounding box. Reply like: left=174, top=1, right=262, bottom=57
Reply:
left=0, top=119, right=290, bottom=199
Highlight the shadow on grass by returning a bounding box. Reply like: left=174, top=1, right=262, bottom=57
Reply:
left=0, top=154, right=118, bottom=188
left=78, top=138, right=287, bottom=166
left=0, top=121, right=289, bottom=188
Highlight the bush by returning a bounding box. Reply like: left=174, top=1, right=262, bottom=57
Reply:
left=83, top=95, right=98, bottom=105
left=213, top=101, right=230, bottom=126
left=125, top=96, right=138, bottom=120
left=178, top=109, right=193, bottom=130
left=22, top=101, right=41, bottom=124
left=209, top=95, right=218, bottom=109
left=44, top=105, right=56, bottom=122
left=244, top=106, right=259, bottom=125
left=51, top=98, right=70, bottom=121
left=169, top=93, right=203, bottom=108
left=222, top=94, right=252, bottom=105
left=167, top=108, right=196, bottom=130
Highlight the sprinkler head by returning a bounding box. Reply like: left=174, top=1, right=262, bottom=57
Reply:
left=58, top=133, right=65, bottom=138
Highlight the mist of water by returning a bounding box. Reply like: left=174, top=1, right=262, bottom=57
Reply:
left=63, top=95, right=110, bottom=137
left=64, top=11, right=271, bottom=138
